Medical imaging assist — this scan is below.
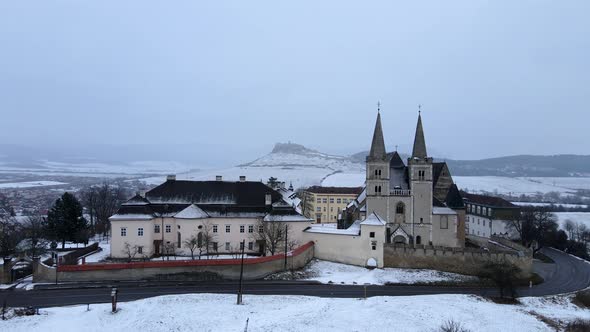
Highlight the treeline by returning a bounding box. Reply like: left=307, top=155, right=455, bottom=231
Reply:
left=0, top=182, right=132, bottom=260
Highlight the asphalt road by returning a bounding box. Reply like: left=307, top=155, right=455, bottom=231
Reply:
left=1, top=248, right=588, bottom=308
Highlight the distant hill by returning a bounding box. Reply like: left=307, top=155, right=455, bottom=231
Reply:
left=256, top=144, right=590, bottom=177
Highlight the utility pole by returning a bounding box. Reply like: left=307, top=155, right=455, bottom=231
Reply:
left=284, top=224, right=288, bottom=270
left=237, top=239, right=245, bottom=305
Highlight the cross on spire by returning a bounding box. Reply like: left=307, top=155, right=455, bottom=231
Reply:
left=377, top=101, right=381, bottom=113
left=418, top=104, right=422, bottom=114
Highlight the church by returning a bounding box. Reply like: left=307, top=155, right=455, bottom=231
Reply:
left=301, top=110, right=466, bottom=268
left=343, top=110, right=465, bottom=247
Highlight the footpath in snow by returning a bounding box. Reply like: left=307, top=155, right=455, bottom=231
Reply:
left=1, top=293, right=589, bottom=332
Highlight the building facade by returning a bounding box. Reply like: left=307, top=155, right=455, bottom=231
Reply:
left=302, top=186, right=363, bottom=223
left=463, top=193, right=520, bottom=239
left=109, top=176, right=312, bottom=259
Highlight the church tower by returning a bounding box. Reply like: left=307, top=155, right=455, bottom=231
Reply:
left=366, top=108, right=390, bottom=199
left=408, top=111, right=433, bottom=228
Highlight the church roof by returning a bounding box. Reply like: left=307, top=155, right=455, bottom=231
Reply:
left=411, top=113, right=428, bottom=159
left=361, top=212, right=386, bottom=226
left=462, top=193, right=517, bottom=208
left=432, top=163, right=446, bottom=185
left=445, top=184, right=465, bottom=209
left=367, top=112, right=388, bottom=161
left=388, top=151, right=406, bottom=168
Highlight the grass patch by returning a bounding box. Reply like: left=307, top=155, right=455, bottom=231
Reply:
left=533, top=252, right=555, bottom=264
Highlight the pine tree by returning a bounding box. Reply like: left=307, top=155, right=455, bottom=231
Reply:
left=46, top=192, right=89, bottom=248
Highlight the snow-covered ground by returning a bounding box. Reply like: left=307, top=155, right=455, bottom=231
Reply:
left=454, top=176, right=590, bottom=196
left=83, top=239, right=111, bottom=263
left=303, top=260, right=475, bottom=285
left=1, top=293, right=588, bottom=332
left=0, top=180, right=67, bottom=189
left=141, top=166, right=347, bottom=190
left=555, top=212, right=590, bottom=229
left=321, top=172, right=365, bottom=187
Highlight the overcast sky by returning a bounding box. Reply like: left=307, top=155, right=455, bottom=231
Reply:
left=0, top=1, right=588, bottom=166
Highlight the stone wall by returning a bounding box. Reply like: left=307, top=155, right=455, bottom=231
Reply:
left=33, top=242, right=314, bottom=283
left=383, top=244, right=532, bottom=277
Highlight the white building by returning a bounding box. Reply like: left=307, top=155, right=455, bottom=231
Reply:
left=463, top=193, right=520, bottom=239
left=109, top=175, right=312, bottom=258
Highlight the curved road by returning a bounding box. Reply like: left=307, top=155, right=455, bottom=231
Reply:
left=1, top=248, right=589, bottom=308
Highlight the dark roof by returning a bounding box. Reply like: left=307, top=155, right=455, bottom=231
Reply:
left=388, top=151, right=406, bottom=168
left=367, top=112, right=388, bottom=161
left=445, top=184, right=464, bottom=209
left=433, top=197, right=446, bottom=207
left=411, top=113, right=427, bottom=159
left=432, top=163, right=446, bottom=185
left=306, top=186, right=364, bottom=195
left=146, top=180, right=282, bottom=206
left=462, top=192, right=517, bottom=208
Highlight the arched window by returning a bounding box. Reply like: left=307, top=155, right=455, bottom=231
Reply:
left=378, top=186, right=382, bottom=193
left=416, top=236, right=422, bottom=245
left=375, top=185, right=379, bottom=194
left=396, top=202, right=405, bottom=214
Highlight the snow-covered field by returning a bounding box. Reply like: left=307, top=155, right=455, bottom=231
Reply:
left=454, top=176, right=590, bottom=195
left=304, top=260, right=475, bottom=285
left=512, top=202, right=588, bottom=208
left=141, top=166, right=347, bottom=189
left=1, top=293, right=588, bottom=332
left=0, top=180, right=67, bottom=189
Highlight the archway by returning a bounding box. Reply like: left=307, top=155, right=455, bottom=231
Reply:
left=393, top=235, right=406, bottom=244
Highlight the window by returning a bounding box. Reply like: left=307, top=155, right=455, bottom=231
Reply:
left=323, top=207, right=326, bottom=212
left=316, top=214, right=322, bottom=223
left=138, top=228, right=144, bottom=236
left=165, top=225, right=171, bottom=233
left=483, top=220, right=486, bottom=227
left=416, top=236, right=422, bottom=245
left=212, top=242, right=218, bottom=251
left=396, top=202, right=405, bottom=214
left=337, top=198, right=341, bottom=203
left=466, top=216, right=469, bottom=223
left=369, top=232, right=375, bottom=238
left=316, top=198, right=321, bottom=203
left=225, top=242, right=230, bottom=251
left=316, top=207, right=321, bottom=212
left=240, top=242, right=245, bottom=250
left=137, top=246, right=143, bottom=254
left=240, top=225, right=245, bottom=233
left=248, top=225, right=254, bottom=233
left=248, top=242, right=253, bottom=250
left=154, top=224, right=160, bottom=233
left=488, top=208, right=492, bottom=217
left=477, top=206, right=481, bottom=214
left=323, top=198, right=327, bottom=203
left=371, top=241, right=377, bottom=250
left=440, top=216, right=448, bottom=229
left=418, top=170, right=425, bottom=180
left=419, top=217, right=423, bottom=223
left=483, top=207, right=487, bottom=215
left=213, top=225, right=218, bottom=233
left=259, top=225, right=264, bottom=233
left=177, top=232, right=181, bottom=248
left=330, top=198, right=334, bottom=203
left=121, top=227, right=127, bottom=236
left=225, top=225, right=231, bottom=233
left=477, top=219, right=480, bottom=225
left=330, top=207, right=333, bottom=212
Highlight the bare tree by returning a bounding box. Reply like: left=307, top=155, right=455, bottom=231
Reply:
left=184, top=235, right=199, bottom=260
left=564, top=219, right=576, bottom=239
left=19, top=215, right=50, bottom=259
left=251, top=221, right=291, bottom=256
left=122, top=242, right=139, bottom=262
left=0, top=216, right=22, bottom=259
left=200, top=220, right=217, bottom=258
left=82, top=182, right=128, bottom=239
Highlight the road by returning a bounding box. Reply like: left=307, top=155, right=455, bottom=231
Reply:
left=1, top=248, right=589, bottom=308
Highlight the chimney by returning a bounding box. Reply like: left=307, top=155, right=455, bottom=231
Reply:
left=265, top=193, right=272, bottom=206
left=216, top=175, right=222, bottom=181
left=239, top=176, right=246, bottom=182
left=167, top=174, right=176, bottom=181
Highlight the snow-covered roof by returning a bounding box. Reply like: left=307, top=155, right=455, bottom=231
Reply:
left=109, top=213, right=154, bottom=221
left=361, top=213, right=386, bottom=226
left=360, top=205, right=366, bottom=212
left=174, top=204, right=209, bottom=219
left=357, top=188, right=367, bottom=203
left=263, top=214, right=312, bottom=222
left=305, top=220, right=361, bottom=236
left=432, top=207, right=457, bottom=215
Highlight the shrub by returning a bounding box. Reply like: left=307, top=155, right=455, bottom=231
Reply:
left=573, top=290, right=590, bottom=308
left=565, top=319, right=590, bottom=332
left=439, top=320, right=471, bottom=332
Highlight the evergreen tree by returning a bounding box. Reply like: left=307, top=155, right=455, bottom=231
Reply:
left=46, top=192, right=89, bottom=248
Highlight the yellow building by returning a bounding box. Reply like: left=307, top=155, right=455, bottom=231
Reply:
left=302, top=186, right=363, bottom=223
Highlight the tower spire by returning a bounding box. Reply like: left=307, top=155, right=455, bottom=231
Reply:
left=411, top=107, right=427, bottom=159
left=367, top=106, right=387, bottom=161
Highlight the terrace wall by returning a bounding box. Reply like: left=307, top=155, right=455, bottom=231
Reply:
left=32, top=242, right=314, bottom=283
